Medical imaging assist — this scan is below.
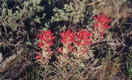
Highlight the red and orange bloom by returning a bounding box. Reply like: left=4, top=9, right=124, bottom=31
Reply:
left=36, top=29, right=56, bottom=61
left=93, top=14, right=111, bottom=36
left=60, top=29, right=75, bottom=46
left=73, top=28, right=92, bottom=54
left=74, top=28, right=92, bottom=46
left=36, top=30, right=56, bottom=50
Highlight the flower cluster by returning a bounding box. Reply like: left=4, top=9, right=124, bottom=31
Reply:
left=57, top=28, right=92, bottom=60
left=60, top=29, right=75, bottom=45
left=35, top=30, right=56, bottom=63
left=56, top=29, right=75, bottom=60
left=74, top=28, right=92, bottom=53
left=93, top=14, right=111, bottom=40
left=36, top=13, right=111, bottom=64
left=36, top=30, right=56, bottom=50
left=75, top=28, right=92, bottom=46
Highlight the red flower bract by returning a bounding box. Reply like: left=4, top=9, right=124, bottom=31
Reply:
left=36, top=30, right=56, bottom=50
left=60, top=29, right=75, bottom=45
left=35, top=52, right=42, bottom=60
left=67, top=46, right=73, bottom=51
left=57, top=48, right=62, bottom=53
left=93, top=14, right=111, bottom=36
left=74, top=28, right=92, bottom=46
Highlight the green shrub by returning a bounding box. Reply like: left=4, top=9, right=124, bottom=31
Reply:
left=0, top=0, right=45, bottom=31
left=51, top=2, right=85, bottom=23
left=126, top=54, right=132, bottom=80
left=45, top=2, right=86, bottom=29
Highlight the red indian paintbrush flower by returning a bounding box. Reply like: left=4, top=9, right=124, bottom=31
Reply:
left=57, top=48, right=62, bottom=53
left=35, top=29, right=56, bottom=62
left=93, top=14, right=111, bottom=36
left=60, top=29, right=75, bottom=46
left=35, top=52, right=42, bottom=60
left=36, top=30, right=56, bottom=50
left=74, top=28, right=92, bottom=46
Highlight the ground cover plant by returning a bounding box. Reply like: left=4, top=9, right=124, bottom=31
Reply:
left=0, top=0, right=132, bottom=80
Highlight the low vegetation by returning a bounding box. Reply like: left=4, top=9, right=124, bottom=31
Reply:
left=0, top=0, right=132, bottom=80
